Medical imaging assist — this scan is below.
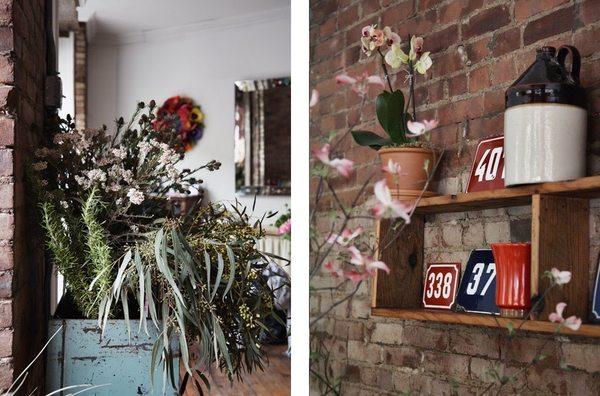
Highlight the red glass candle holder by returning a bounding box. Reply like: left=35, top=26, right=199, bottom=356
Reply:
left=491, top=243, right=532, bottom=318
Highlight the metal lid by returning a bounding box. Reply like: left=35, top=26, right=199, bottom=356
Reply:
left=505, top=46, right=586, bottom=109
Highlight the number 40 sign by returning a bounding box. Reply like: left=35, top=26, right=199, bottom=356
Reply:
left=466, top=136, right=505, bottom=193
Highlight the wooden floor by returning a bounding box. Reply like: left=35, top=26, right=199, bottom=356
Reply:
left=180, top=344, right=290, bottom=395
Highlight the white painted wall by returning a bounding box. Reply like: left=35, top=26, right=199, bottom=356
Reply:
left=87, top=10, right=290, bottom=218
left=58, top=33, right=74, bottom=120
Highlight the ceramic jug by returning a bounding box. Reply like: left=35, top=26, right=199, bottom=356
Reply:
left=504, top=46, right=587, bottom=186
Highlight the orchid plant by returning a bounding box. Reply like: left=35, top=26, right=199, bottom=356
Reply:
left=339, top=26, right=438, bottom=150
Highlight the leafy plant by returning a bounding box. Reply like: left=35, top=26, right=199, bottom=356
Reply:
left=32, top=103, right=282, bottom=392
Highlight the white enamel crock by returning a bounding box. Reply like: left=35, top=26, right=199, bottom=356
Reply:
left=504, top=46, right=587, bottom=187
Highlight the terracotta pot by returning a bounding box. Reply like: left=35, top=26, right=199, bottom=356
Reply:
left=378, top=147, right=437, bottom=201
left=491, top=243, right=532, bottom=318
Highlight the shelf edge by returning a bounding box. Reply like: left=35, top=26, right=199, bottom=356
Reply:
left=371, top=308, right=600, bottom=338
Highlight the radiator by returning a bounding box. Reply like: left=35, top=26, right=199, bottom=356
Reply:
left=257, top=227, right=291, bottom=275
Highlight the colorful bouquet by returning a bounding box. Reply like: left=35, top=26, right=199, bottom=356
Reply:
left=154, top=95, right=205, bottom=151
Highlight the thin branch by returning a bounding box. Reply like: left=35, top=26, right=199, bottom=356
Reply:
left=310, top=282, right=362, bottom=327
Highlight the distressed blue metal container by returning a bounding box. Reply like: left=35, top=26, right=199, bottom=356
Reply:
left=46, top=319, right=179, bottom=395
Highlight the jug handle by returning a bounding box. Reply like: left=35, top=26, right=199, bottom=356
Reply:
left=557, top=45, right=581, bottom=83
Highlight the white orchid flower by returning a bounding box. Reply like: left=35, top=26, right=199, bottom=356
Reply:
left=385, top=43, right=409, bottom=69
left=414, top=51, right=433, bottom=74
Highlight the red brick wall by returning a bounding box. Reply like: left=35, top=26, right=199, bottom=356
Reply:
left=310, top=0, right=600, bottom=394
left=0, top=0, right=47, bottom=392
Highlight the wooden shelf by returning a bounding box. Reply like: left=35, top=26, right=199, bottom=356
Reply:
left=372, top=176, right=600, bottom=337
left=371, top=308, right=600, bottom=338
left=415, top=175, right=600, bottom=214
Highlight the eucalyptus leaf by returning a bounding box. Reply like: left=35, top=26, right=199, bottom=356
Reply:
left=210, top=253, right=224, bottom=301
left=223, top=245, right=236, bottom=298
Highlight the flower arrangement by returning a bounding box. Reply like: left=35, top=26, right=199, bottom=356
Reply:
left=32, top=102, right=280, bottom=391
left=154, top=95, right=206, bottom=151
left=341, top=26, right=438, bottom=149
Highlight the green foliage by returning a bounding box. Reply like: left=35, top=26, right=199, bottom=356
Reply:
left=33, top=103, right=276, bottom=392
left=96, top=203, right=279, bottom=386
left=350, top=130, right=392, bottom=150
left=376, top=90, right=406, bottom=143
left=81, top=187, right=113, bottom=317
left=351, top=90, right=415, bottom=150
left=40, top=201, right=93, bottom=313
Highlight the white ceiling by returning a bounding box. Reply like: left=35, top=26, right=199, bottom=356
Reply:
left=78, top=0, right=289, bottom=38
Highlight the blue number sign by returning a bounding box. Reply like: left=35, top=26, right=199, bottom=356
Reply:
left=593, top=263, right=600, bottom=322
left=456, top=249, right=500, bottom=315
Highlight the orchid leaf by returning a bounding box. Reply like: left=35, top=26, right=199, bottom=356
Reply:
left=351, top=130, right=393, bottom=150
left=376, top=90, right=406, bottom=144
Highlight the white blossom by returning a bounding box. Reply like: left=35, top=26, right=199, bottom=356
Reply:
left=84, top=169, right=107, bottom=183
left=111, top=147, right=127, bottom=160
left=127, top=188, right=144, bottom=205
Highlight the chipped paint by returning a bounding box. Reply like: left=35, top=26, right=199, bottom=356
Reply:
left=46, top=319, right=179, bottom=395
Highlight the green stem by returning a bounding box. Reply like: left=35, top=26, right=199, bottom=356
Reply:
left=378, top=48, right=394, bottom=92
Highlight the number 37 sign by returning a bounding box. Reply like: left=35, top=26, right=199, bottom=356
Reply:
left=466, top=136, right=505, bottom=193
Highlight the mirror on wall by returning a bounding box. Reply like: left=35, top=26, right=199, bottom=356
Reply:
left=234, top=77, right=291, bottom=196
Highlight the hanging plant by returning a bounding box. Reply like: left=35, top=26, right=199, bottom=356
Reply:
left=154, top=95, right=206, bottom=151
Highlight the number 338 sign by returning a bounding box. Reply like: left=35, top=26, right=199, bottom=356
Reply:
left=466, top=136, right=505, bottom=193
left=422, top=263, right=461, bottom=309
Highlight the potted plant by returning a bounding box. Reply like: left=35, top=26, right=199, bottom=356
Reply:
left=343, top=26, right=439, bottom=201
left=32, top=102, right=282, bottom=394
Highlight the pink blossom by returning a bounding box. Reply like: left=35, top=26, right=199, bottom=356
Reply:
left=383, top=27, right=400, bottom=46
left=327, top=226, right=363, bottom=246
left=312, top=143, right=354, bottom=178
left=372, top=180, right=412, bottom=223
left=550, top=268, right=571, bottom=285
left=549, top=302, right=582, bottom=331
left=370, top=28, right=384, bottom=46
left=347, top=245, right=390, bottom=276
left=382, top=158, right=402, bottom=174
left=323, top=261, right=344, bottom=278
left=344, top=270, right=368, bottom=283
left=310, top=89, right=319, bottom=107
left=407, top=119, right=439, bottom=136
left=410, top=36, right=424, bottom=57
left=312, top=143, right=331, bottom=164
left=336, top=72, right=385, bottom=98
left=347, top=245, right=365, bottom=266
left=277, top=219, right=291, bottom=235
left=365, top=259, right=390, bottom=276
left=361, top=25, right=372, bottom=37
left=329, top=158, right=354, bottom=177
